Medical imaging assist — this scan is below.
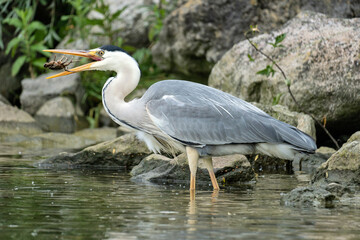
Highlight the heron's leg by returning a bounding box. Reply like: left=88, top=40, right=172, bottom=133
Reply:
left=202, top=157, right=219, bottom=190
left=186, top=146, right=199, bottom=191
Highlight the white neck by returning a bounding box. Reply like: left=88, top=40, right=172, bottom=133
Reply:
left=101, top=55, right=141, bottom=127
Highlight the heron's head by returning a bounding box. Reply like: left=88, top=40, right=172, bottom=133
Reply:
left=43, top=45, right=138, bottom=79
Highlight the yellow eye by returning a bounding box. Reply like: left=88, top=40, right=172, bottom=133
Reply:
left=98, top=50, right=105, bottom=56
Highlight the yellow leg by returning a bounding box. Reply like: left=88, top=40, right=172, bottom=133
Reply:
left=202, top=157, right=220, bottom=190
left=186, top=146, right=199, bottom=191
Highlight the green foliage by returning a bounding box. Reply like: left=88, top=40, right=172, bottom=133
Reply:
left=247, top=54, right=255, bottom=62
left=61, top=0, right=95, bottom=42
left=4, top=8, right=50, bottom=78
left=132, top=48, right=161, bottom=78
left=256, top=64, right=276, bottom=77
left=145, top=0, right=176, bottom=42
left=269, top=33, right=286, bottom=48
left=272, top=93, right=283, bottom=105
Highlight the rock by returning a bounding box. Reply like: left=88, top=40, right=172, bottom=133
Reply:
left=20, top=72, right=84, bottom=115
left=0, top=104, right=43, bottom=138
left=153, top=1, right=359, bottom=77
left=312, top=136, right=360, bottom=186
left=8, top=132, right=96, bottom=150
left=131, top=153, right=254, bottom=187
left=34, top=97, right=76, bottom=133
left=316, top=146, right=336, bottom=159
left=292, top=153, right=328, bottom=176
left=0, top=62, right=21, bottom=100
left=282, top=132, right=360, bottom=207
left=253, top=103, right=316, bottom=139
left=74, top=127, right=118, bottom=143
left=281, top=186, right=336, bottom=207
left=88, top=0, right=155, bottom=48
left=38, top=133, right=151, bottom=169
left=0, top=94, right=10, bottom=105
left=209, top=11, right=360, bottom=137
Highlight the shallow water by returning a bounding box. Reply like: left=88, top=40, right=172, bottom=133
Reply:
left=1, top=147, right=360, bottom=240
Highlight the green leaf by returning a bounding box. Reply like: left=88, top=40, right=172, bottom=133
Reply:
left=284, top=78, right=291, bottom=86
left=275, top=33, right=286, bottom=45
left=28, top=21, right=46, bottom=35
left=269, top=33, right=286, bottom=48
left=111, top=6, right=127, bottom=20
left=12, top=55, right=27, bottom=76
left=256, top=65, right=276, bottom=77
left=3, top=18, right=22, bottom=28
left=61, top=15, right=70, bottom=21
left=272, top=93, right=283, bottom=105
left=247, top=54, right=255, bottom=62
left=5, top=37, right=22, bottom=55
left=32, top=58, right=46, bottom=68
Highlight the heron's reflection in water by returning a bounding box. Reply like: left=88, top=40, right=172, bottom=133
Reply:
left=187, top=190, right=220, bottom=233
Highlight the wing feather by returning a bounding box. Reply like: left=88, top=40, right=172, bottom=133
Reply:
left=143, top=80, right=316, bottom=152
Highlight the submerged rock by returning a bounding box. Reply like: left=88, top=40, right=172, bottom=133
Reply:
left=131, top=153, right=254, bottom=187
left=281, top=131, right=360, bottom=207
left=39, top=133, right=151, bottom=169
left=281, top=186, right=336, bottom=207
left=35, top=97, right=76, bottom=133
left=209, top=11, right=360, bottom=135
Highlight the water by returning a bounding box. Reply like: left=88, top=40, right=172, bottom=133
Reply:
left=1, top=148, right=360, bottom=239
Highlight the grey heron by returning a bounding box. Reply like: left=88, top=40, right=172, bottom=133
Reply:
left=44, top=45, right=317, bottom=192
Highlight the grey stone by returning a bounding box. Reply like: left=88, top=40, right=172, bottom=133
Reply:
left=20, top=72, right=83, bottom=115
left=9, top=132, right=96, bottom=150
left=35, top=97, right=76, bottom=133
left=38, top=133, right=151, bottom=169
left=0, top=104, right=43, bottom=138
left=312, top=137, right=360, bottom=186
left=0, top=94, right=10, bottom=105
left=74, top=127, right=118, bottom=143
left=153, top=1, right=359, bottom=77
left=282, top=132, right=360, bottom=207
left=281, top=186, right=336, bottom=207
left=209, top=11, right=360, bottom=132
left=131, top=153, right=254, bottom=187
left=0, top=62, right=21, bottom=100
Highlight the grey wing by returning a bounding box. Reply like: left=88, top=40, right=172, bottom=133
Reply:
left=145, top=82, right=316, bottom=152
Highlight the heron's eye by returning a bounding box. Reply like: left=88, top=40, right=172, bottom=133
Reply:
left=98, top=50, right=105, bottom=56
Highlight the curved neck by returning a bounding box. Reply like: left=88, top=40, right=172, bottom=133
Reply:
left=102, top=63, right=141, bottom=102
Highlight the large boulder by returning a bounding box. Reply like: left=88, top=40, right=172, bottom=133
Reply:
left=209, top=11, right=360, bottom=139
left=152, top=0, right=360, bottom=77
left=35, top=97, right=76, bottom=133
left=20, top=72, right=83, bottom=115
left=39, top=133, right=151, bottom=169
left=87, top=0, right=177, bottom=48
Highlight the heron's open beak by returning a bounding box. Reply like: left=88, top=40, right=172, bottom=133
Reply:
left=43, top=49, right=102, bottom=79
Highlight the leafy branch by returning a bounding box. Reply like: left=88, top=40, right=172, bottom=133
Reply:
left=245, top=26, right=339, bottom=149
left=4, top=8, right=50, bottom=78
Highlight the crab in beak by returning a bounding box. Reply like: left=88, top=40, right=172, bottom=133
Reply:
left=42, top=49, right=103, bottom=79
